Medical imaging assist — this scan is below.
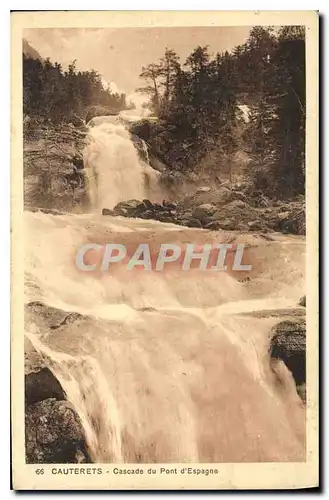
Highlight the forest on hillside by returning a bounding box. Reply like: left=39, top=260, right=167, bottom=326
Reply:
left=133, top=26, right=305, bottom=199
left=23, top=55, right=127, bottom=125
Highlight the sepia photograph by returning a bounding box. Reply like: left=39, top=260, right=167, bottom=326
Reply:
left=11, top=10, right=319, bottom=490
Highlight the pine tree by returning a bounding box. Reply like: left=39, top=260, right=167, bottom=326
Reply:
left=136, top=63, right=162, bottom=115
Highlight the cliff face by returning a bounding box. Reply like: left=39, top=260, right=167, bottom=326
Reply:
left=24, top=123, right=88, bottom=212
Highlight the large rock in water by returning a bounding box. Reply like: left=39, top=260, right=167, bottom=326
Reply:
left=25, top=399, right=90, bottom=464
left=102, top=208, right=115, bottom=216
left=113, top=199, right=141, bottom=216
left=269, top=319, right=306, bottom=387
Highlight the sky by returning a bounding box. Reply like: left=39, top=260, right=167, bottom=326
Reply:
left=24, top=27, right=252, bottom=100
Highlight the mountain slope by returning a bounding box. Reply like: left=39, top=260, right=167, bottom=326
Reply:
left=23, top=39, right=43, bottom=61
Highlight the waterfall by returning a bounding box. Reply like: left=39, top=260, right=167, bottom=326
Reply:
left=24, top=116, right=306, bottom=463
left=83, top=120, right=146, bottom=210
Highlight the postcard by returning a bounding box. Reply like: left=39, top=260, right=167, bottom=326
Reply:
left=11, top=10, right=319, bottom=490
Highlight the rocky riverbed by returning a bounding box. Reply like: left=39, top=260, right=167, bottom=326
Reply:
left=102, top=186, right=305, bottom=236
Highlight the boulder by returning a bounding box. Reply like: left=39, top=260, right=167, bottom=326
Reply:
left=277, top=208, right=305, bottom=235
left=264, top=202, right=305, bottom=236
left=25, top=398, right=90, bottom=464
left=162, top=200, right=177, bottom=210
left=269, top=319, right=306, bottom=387
left=113, top=199, right=141, bottom=215
left=132, top=202, right=149, bottom=217
left=184, top=218, right=203, bottom=228
left=142, top=199, right=154, bottom=210
left=299, top=296, right=306, bottom=307
left=278, top=218, right=298, bottom=234
left=102, top=208, right=114, bottom=216
left=192, top=203, right=216, bottom=223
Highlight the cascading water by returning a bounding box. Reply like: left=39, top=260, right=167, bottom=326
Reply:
left=83, top=118, right=147, bottom=210
left=25, top=117, right=306, bottom=463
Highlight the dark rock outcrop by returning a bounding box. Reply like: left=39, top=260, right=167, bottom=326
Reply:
left=109, top=199, right=180, bottom=225
left=24, top=303, right=92, bottom=463
left=25, top=367, right=66, bottom=407
left=25, top=398, right=90, bottom=464
left=25, top=365, right=90, bottom=464
left=113, top=199, right=141, bottom=216
left=184, top=218, right=203, bottom=228
left=192, top=204, right=216, bottom=224
left=102, top=208, right=114, bottom=216
left=276, top=207, right=305, bottom=235
left=270, top=319, right=306, bottom=387
left=129, top=119, right=153, bottom=143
